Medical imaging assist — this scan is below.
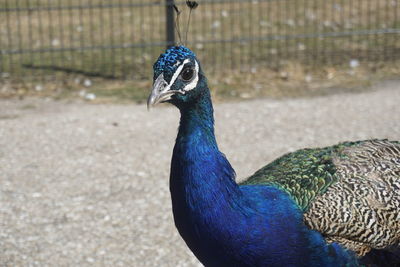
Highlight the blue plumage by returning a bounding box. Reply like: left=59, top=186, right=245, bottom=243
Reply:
left=168, top=84, right=356, bottom=267
left=153, top=46, right=196, bottom=81
left=148, top=46, right=400, bottom=266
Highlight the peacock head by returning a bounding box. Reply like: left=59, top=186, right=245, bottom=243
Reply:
left=148, top=46, right=206, bottom=109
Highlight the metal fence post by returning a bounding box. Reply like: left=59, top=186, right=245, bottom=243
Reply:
left=166, top=0, right=175, bottom=48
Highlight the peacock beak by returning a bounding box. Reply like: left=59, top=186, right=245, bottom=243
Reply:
left=147, top=73, right=170, bottom=109
left=147, top=73, right=182, bottom=109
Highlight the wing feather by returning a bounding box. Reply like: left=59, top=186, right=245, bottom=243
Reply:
left=241, top=139, right=400, bottom=256
left=304, top=140, right=400, bottom=255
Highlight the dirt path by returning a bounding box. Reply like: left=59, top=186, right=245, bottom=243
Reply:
left=1, top=80, right=399, bottom=266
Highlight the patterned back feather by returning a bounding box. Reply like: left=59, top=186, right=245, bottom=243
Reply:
left=242, top=139, right=400, bottom=256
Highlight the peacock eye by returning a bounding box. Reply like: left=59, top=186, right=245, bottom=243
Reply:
left=181, top=67, right=194, bottom=81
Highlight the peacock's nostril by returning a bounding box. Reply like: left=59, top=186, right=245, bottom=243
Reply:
left=153, top=74, right=168, bottom=93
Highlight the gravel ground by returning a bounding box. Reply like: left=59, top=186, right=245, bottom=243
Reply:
left=1, top=80, right=400, bottom=266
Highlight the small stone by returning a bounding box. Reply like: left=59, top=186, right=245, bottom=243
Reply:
left=270, top=48, right=277, bottom=55
left=85, top=93, right=96, bottom=101
left=280, top=71, right=289, bottom=80
left=52, top=39, right=60, bottom=46
left=286, top=19, right=295, bottom=27
left=137, top=171, right=146, bottom=177
left=211, top=20, right=221, bottom=29
left=349, top=59, right=360, bottom=68
left=240, top=93, right=251, bottom=99
left=323, top=20, right=332, bottom=28
left=297, top=43, right=306, bottom=51
left=32, top=192, right=42, bottom=198
left=83, top=79, right=92, bottom=87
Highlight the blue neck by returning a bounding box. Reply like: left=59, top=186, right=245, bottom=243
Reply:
left=171, top=89, right=240, bottom=203
left=177, top=90, right=217, bottom=148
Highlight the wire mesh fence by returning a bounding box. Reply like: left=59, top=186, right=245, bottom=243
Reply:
left=1, top=0, right=399, bottom=84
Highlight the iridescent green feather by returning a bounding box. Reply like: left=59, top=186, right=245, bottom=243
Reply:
left=240, top=141, right=365, bottom=211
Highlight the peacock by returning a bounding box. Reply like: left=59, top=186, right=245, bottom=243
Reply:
left=147, top=45, right=400, bottom=266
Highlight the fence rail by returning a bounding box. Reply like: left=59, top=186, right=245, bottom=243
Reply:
left=1, top=0, right=399, bottom=83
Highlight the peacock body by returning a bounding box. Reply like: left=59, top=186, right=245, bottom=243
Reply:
left=243, top=139, right=400, bottom=257
left=148, top=46, right=400, bottom=266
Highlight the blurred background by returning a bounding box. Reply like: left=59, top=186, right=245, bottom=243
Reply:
left=1, top=1, right=400, bottom=266
left=1, top=0, right=399, bottom=101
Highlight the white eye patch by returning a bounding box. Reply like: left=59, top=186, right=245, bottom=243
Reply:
left=182, top=60, right=199, bottom=92
left=166, top=58, right=190, bottom=92
left=167, top=59, right=199, bottom=94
